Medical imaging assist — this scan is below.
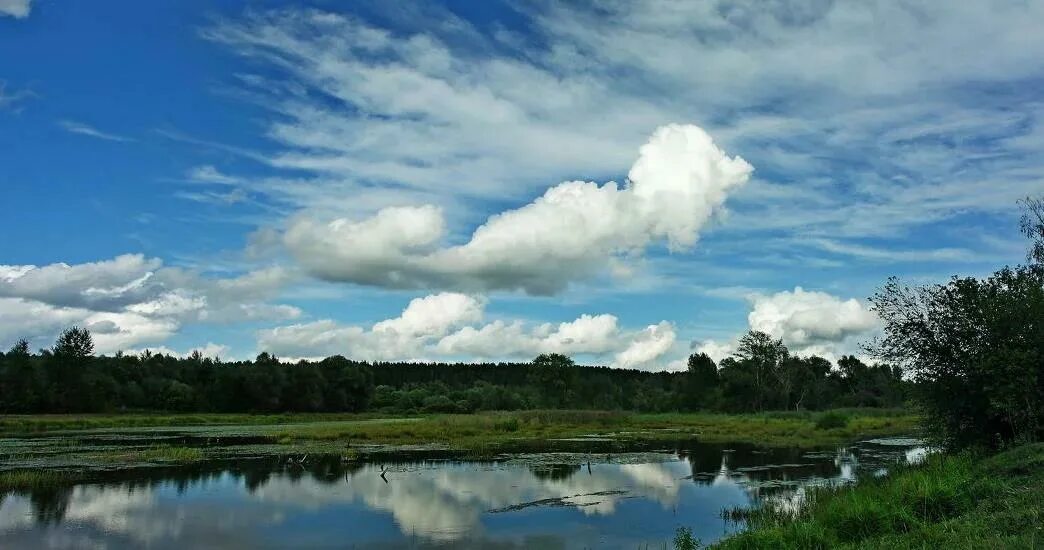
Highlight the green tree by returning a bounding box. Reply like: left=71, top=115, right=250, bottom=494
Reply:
left=52, top=327, right=94, bottom=359
left=869, top=267, right=1044, bottom=448
left=683, top=352, right=719, bottom=410
left=527, top=353, right=578, bottom=408
left=49, top=327, right=95, bottom=411
left=735, top=331, right=790, bottom=410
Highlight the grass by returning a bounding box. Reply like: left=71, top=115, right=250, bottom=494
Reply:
left=0, top=470, right=84, bottom=491
left=709, top=443, right=1044, bottom=549
left=0, top=411, right=914, bottom=471
left=262, top=409, right=917, bottom=453
left=90, top=445, right=207, bottom=464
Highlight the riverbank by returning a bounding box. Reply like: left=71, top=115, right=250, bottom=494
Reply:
left=709, top=443, right=1043, bottom=549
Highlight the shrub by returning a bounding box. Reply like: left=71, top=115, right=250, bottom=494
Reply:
left=815, top=411, right=849, bottom=430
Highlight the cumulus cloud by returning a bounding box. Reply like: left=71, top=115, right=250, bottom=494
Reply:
left=612, top=322, right=676, bottom=369
left=436, top=314, right=623, bottom=358
left=0, top=0, right=30, bottom=18
left=748, top=287, right=879, bottom=348
left=692, top=287, right=880, bottom=364
left=372, top=292, right=485, bottom=338
left=283, top=124, right=751, bottom=294
left=259, top=293, right=676, bottom=369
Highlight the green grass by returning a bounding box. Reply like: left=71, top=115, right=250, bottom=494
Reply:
left=710, top=443, right=1044, bottom=549
left=90, top=445, right=206, bottom=464
left=263, top=409, right=917, bottom=452
left=0, top=409, right=914, bottom=469
left=0, top=470, right=84, bottom=491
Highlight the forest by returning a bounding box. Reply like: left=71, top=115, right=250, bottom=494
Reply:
left=0, top=330, right=905, bottom=415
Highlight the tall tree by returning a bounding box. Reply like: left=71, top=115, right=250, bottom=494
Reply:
left=735, top=331, right=790, bottom=410
left=683, top=352, right=719, bottom=409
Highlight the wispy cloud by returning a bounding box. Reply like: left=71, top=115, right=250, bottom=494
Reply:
left=59, top=120, right=133, bottom=142
left=0, top=81, right=34, bottom=112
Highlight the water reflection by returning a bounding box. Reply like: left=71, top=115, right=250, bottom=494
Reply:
left=0, top=439, right=924, bottom=549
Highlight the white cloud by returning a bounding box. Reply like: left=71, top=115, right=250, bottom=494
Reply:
left=258, top=292, right=485, bottom=361
left=259, top=293, right=676, bottom=369
left=79, top=311, right=179, bottom=353
left=436, top=314, right=624, bottom=358
left=0, top=298, right=87, bottom=349
left=612, top=322, right=676, bottom=369
left=0, top=256, right=300, bottom=353
left=187, top=165, right=241, bottom=186
left=0, top=254, right=162, bottom=311
left=0, top=0, right=30, bottom=19
left=748, top=287, right=879, bottom=348
left=372, top=292, right=485, bottom=338
left=59, top=120, right=132, bottom=142
left=685, top=287, right=880, bottom=365
left=693, top=340, right=737, bottom=364
left=283, top=124, right=751, bottom=294
left=0, top=298, right=176, bottom=355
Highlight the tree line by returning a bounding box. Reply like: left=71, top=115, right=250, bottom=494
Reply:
left=0, top=328, right=905, bottom=415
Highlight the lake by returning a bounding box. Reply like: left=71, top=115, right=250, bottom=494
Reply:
left=0, top=438, right=925, bottom=549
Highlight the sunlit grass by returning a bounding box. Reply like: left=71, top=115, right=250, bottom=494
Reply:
left=0, top=470, right=82, bottom=491
left=91, top=445, right=206, bottom=464
left=711, top=443, right=1044, bottom=549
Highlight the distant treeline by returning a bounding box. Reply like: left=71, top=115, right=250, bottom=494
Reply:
left=0, top=327, right=906, bottom=414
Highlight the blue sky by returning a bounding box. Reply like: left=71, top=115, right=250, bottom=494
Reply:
left=1, top=0, right=1040, bottom=368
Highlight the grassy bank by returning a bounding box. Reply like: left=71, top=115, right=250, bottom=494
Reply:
left=710, top=443, right=1043, bottom=549
left=0, top=409, right=918, bottom=476
left=0, top=409, right=917, bottom=447
left=267, top=409, right=917, bottom=450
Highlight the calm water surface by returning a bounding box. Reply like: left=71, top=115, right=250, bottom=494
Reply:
left=0, top=438, right=925, bottom=549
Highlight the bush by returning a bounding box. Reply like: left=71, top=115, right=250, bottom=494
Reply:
left=673, top=526, right=701, bottom=550
left=815, top=411, right=849, bottom=430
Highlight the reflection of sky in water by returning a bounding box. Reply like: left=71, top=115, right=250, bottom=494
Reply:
left=0, top=440, right=926, bottom=549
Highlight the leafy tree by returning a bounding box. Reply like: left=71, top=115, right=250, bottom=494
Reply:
left=735, top=331, right=790, bottom=410
left=52, top=327, right=93, bottom=359
left=683, top=352, right=719, bottom=409
left=869, top=267, right=1044, bottom=448
left=527, top=353, right=578, bottom=408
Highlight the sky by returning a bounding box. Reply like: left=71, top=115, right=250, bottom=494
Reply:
left=1, top=0, right=1041, bottom=369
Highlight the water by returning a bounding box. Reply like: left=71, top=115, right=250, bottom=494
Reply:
left=0, top=439, right=925, bottom=549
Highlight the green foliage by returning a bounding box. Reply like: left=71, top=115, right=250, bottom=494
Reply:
left=673, top=526, right=701, bottom=550
left=815, top=411, right=849, bottom=430
left=52, top=327, right=94, bottom=359
left=870, top=266, right=1044, bottom=449
left=714, top=444, right=1044, bottom=549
